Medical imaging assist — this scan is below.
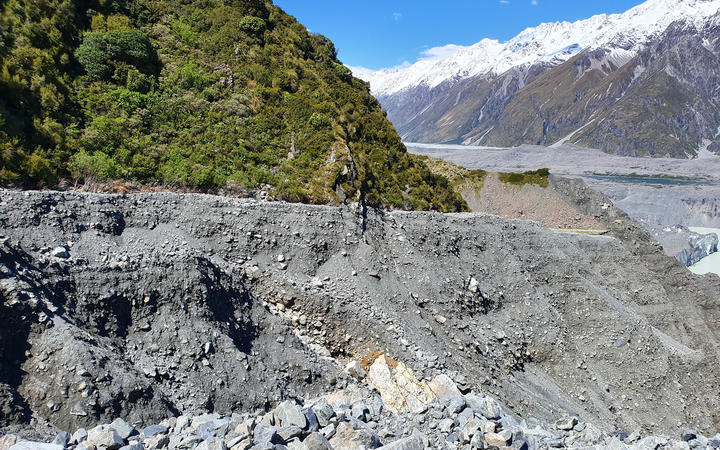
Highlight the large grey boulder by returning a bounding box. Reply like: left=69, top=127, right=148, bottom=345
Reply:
left=276, top=400, right=308, bottom=429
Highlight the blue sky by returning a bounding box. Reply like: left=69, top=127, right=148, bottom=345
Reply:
left=274, top=0, right=645, bottom=70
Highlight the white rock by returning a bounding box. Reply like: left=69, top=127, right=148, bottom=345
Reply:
left=344, top=361, right=366, bottom=379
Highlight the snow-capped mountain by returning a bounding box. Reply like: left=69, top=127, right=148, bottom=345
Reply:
left=358, top=0, right=720, bottom=96
left=355, top=0, right=720, bottom=158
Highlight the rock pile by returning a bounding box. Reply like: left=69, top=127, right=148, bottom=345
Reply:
left=2, top=187, right=720, bottom=441
left=4, top=355, right=719, bottom=450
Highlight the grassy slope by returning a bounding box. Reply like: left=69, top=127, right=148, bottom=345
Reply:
left=0, top=0, right=466, bottom=211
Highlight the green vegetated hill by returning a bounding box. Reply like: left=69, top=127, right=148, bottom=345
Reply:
left=0, top=0, right=465, bottom=211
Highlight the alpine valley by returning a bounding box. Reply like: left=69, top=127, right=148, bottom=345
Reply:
left=356, top=0, right=720, bottom=158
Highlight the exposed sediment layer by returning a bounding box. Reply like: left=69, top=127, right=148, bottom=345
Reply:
left=0, top=181, right=719, bottom=440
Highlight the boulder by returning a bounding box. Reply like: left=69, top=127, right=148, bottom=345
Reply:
left=253, top=424, right=284, bottom=446
left=87, top=426, right=124, bottom=449
left=428, top=374, right=462, bottom=401
left=485, top=431, right=511, bottom=447
left=377, top=436, right=424, bottom=450
left=311, top=400, right=335, bottom=427
left=109, top=418, right=136, bottom=440
left=465, top=393, right=502, bottom=420
left=367, top=354, right=434, bottom=414
left=9, top=443, right=64, bottom=450
left=302, top=432, right=333, bottom=450
left=276, top=400, right=308, bottom=429
left=329, top=422, right=380, bottom=450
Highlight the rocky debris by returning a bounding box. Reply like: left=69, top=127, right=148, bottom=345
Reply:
left=345, top=361, right=367, bottom=380
left=51, top=246, right=69, bottom=259
left=1, top=188, right=720, bottom=441
left=676, top=232, right=719, bottom=266
left=8, top=360, right=720, bottom=450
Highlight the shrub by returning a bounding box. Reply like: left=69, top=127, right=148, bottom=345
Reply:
left=238, top=16, right=266, bottom=34
left=308, top=112, right=331, bottom=129
left=75, top=30, right=158, bottom=80
left=334, top=63, right=352, bottom=81
left=69, top=150, right=119, bottom=180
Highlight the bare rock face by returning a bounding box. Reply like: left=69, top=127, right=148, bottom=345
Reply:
left=0, top=185, right=720, bottom=440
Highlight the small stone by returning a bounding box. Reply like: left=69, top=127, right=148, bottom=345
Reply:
left=145, top=434, right=169, bottom=449
left=303, top=432, right=332, bottom=450
left=351, top=402, right=369, bottom=422
left=485, top=431, right=511, bottom=447
left=0, top=435, right=18, bottom=450
left=465, top=393, right=502, bottom=420
left=87, top=427, right=124, bottom=450
left=329, top=422, right=380, bottom=450
left=9, top=443, right=63, bottom=450
left=52, top=432, right=70, bottom=446
left=681, top=429, right=698, bottom=442
left=278, top=426, right=303, bottom=442
left=344, top=361, right=366, bottom=380
left=196, top=437, right=227, bottom=450
left=51, top=246, right=69, bottom=258
left=468, top=277, right=480, bottom=293
left=72, top=428, right=89, bottom=444
left=434, top=315, right=447, bottom=324
left=303, top=407, right=320, bottom=432
left=312, top=400, right=335, bottom=427
left=555, top=416, right=579, bottom=431
left=438, top=418, right=454, bottom=434
left=377, top=436, right=424, bottom=450
left=460, top=418, right=482, bottom=443
left=428, top=374, right=462, bottom=401
left=253, top=424, right=283, bottom=446
left=276, top=336, right=286, bottom=344
left=447, top=397, right=466, bottom=414
left=142, top=424, right=168, bottom=438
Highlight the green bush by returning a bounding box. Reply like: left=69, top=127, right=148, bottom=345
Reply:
left=499, top=168, right=550, bottom=187
left=238, top=16, right=266, bottom=34
left=308, top=112, right=331, bottom=129
left=334, top=63, right=352, bottom=81
left=0, top=0, right=466, bottom=211
left=75, top=30, right=158, bottom=80
left=69, top=150, right=120, bottom=180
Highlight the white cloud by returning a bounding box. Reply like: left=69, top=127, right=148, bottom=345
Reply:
left=418, top=44, right=468, bottom=61
left=393, top=12, right=402, bottom=21
left=531, top=0, right=538, bottom=4
left=349, top=60, right=411, bottom=78
left=499, top=0, right=509, bottom=3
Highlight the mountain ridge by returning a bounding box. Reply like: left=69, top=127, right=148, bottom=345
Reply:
left=356, top=0, right=720, bottom=157
left=358, top=0, right=720, bottom=96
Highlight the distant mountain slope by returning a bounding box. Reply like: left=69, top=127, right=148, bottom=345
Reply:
left=359, top=0, right=720, bottom=158
left=0, top=0, right=465, bottom=211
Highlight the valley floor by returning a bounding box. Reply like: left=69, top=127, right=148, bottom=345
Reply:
left=408, top=143, right=720, bottom=272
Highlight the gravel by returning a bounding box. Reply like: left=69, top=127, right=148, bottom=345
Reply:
left=0, top=184, right=719, bottom=443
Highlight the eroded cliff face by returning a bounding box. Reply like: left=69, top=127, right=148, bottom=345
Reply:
left=0, top=183, right=719, bottom=438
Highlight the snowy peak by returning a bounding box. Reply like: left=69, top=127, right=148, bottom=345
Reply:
left=357, top=0, right=720, bottom=96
